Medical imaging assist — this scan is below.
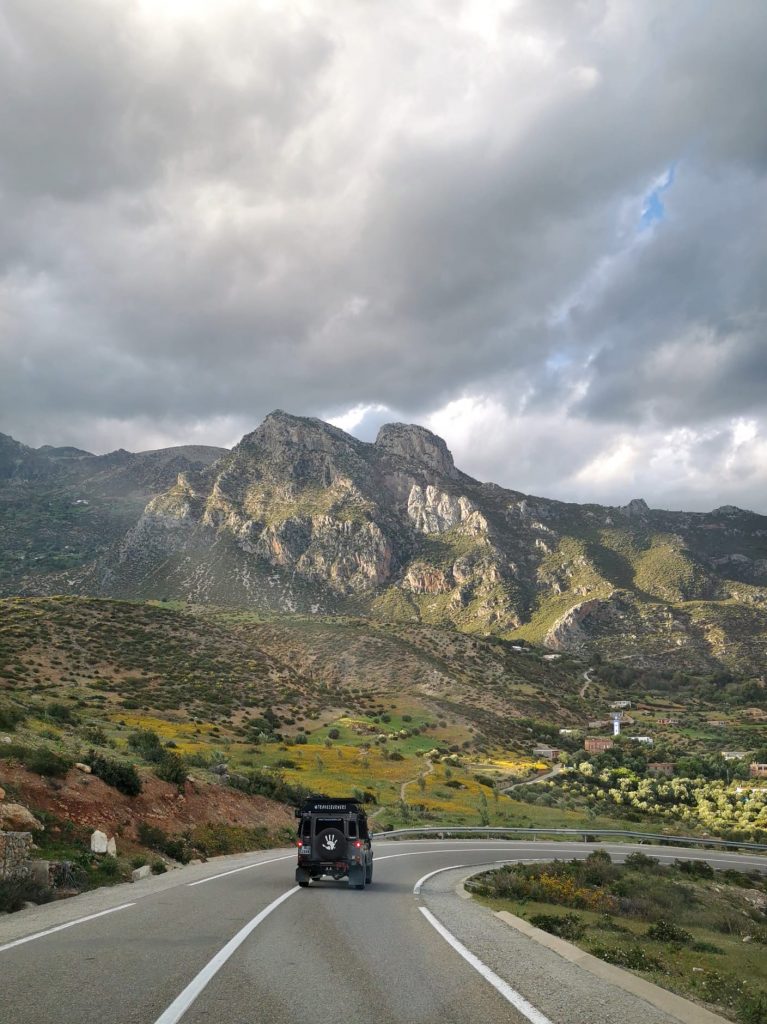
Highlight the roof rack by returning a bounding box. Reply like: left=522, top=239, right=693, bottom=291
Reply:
left=296, top=795, right=365, bottom=815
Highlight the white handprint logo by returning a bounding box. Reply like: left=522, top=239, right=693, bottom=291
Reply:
left=322, top=834, right=338, bottom=852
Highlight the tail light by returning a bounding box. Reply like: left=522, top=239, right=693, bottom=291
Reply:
left=354, top=841, right=362, bottom=848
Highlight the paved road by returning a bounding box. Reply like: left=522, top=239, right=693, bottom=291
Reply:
left=2, top=840, right=765, bottom=1024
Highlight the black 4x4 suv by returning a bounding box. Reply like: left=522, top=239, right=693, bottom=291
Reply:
left=295, top=796, right=373, bottom=889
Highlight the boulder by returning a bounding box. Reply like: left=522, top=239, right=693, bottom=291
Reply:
left=106, top=837, right=117, bottom=857
left=0, top=786, right=5, bottom=800
left=131, top=865, right=151, bottom=881
left=74, top=762, right=92, bottom=774
left=1, top=736, right=11, bottom=744
left=0, top=802, right=44, bottom=832
left=90, top=829, right=108, bottom=854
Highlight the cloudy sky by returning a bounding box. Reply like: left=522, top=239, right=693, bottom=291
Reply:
left=1, top=1, right=766, bottom=512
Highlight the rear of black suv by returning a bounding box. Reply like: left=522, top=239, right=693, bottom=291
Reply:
left=295, top=797, right=373, bottom=889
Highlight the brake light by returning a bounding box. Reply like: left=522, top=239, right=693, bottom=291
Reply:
left=297, top=840, right=302, bottom=847
left=354, top=841, right=362, bottom=848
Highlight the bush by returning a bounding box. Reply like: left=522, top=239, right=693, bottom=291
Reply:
left=388, top=751, right=404, bottom=761
left=46, top=702, right=78, bottom=725
left=529, top=913, right=586, bottom=940
left=26, top=746, right=72, bottom=777
left=154, top=752, right=187, bottom=787
left=646, top=920, right=693, bottom=945
left=128, top=729, right=165, bottom=763
left=675, top=859, right=714, bottom=879
left=0, top=704, right=25, bottom=731
left=87, top=753, right=142, bottom=796
left=624, top=852, right=660, bottom=872
left=0, top=876, right=53, bottom=914
left=327, top=728, right=340, bottom=740
left=589, top=944, right=663, bottom=971
left=137, top=822, right=191, bottom=863
left=151, top=860, right=167, bottom=875
left=738, top=990, right=767, bottom=1024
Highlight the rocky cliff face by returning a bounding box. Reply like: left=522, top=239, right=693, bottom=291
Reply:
left=5, top=413, right=767, bottom=671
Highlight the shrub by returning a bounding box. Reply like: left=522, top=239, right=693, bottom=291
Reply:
left=128, top=729, right=165, bottom=763
left=589, top=944, right=663, bottom=972
left=154, top=752, right=187, bottom=787
left=646, top=920, right=692, bottom=945
left=388, top=751, right=404, bottom=761
left=737, top=990, right=767, bottom=1024
left=327, top=728, right=340, bottom=740
left=624, top=852, right=660, bottom=872
left=26, top=746, right=72, bottom=777
left=0, top=877, right=53, bottom=914
left=87, top=753, right=142, bottom=796
left=151, top=860, right=167, bottom=875
left=137, top=822, right=191, bottom=863
left=46, top=702, right=78, bottom=725
left=0, top=704, right=25, bottom=731
left=529, top=913, right=586, bottom=940
left=675, top=859, right=714, bottom=879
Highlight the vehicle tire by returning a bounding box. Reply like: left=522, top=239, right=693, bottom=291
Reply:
left=365, top=862, right=373, bottom=884
left=298, top=880, right=310, bottom=887
left=315, top=828, right=346, bottom=860
left=295, top=866, right=311, bottom=887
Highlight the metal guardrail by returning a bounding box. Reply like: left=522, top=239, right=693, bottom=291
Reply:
left=370, top=825, right=767, bottom=853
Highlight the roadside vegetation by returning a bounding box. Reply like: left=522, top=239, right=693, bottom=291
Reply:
left=469, top=851, right=767, bottom=1024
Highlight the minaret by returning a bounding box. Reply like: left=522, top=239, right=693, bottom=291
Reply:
left=611, top=711, right=623, bottom=736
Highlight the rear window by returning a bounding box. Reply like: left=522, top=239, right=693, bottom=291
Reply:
left=348, top=819, right=358, bottom=838
left=314, top=818, right=343, bottom=833
left=300, top=818, right=311, bottom=838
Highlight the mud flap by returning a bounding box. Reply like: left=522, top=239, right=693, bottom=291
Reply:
left=296, top=866, right=311, bottom=887
left=349, top=864, right=366, bottom=890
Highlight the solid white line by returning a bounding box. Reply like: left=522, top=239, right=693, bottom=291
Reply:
left=413, top=864, right=466, bottom=895
left=419, top=907, right=554, bottom=1024
left=0, top=902, right=136, bottom=953
left=153, top=886, right=300, bottom=1024
left=187, top=854, right=294, bottom=887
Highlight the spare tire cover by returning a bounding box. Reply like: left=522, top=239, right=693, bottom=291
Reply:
left=315, top=828, right=346, bottom=859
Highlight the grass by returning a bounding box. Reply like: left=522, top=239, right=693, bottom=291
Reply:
left=469, top=853, right=767, bottom=1024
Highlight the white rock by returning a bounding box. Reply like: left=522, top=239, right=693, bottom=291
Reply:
left=106, top=837, right=117, bottom=857
left=90, top=829, right=108, bottom=854
left=131, top=865, right=151, bottom=881
left=1, top=736, right=11, bottom=744
left=74, top=762, right=92, bottom=774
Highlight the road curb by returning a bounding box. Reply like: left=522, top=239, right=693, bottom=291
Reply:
left=457, top=880, right=730, bottom=1024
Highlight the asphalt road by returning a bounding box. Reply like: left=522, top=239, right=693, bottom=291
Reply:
left=2, top=840, right=765, bottom=1024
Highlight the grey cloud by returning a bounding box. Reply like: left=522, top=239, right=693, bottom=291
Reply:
left=0, top=1, right=766, bottom=511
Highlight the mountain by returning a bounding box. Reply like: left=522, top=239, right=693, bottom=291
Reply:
left=0, top=431, right=226, bottom=593
left=61, top=410, right=767, bottom=673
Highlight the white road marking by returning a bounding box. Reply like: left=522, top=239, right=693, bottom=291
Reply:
left=413, top=864, right=466, bottom=895
left=419, top=907, right=554, bottom=1024
left=153, top=886, right=300, bottom=1024
left=187, top=854, right=294, bottom=887
left=377, top=847, right=505, bottom=862
left=0, top=902, right=136, bottom=954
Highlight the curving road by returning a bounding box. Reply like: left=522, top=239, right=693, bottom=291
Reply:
left=2, top=840, right=765, bottom=1024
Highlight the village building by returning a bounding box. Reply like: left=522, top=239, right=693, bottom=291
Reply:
left=584, top=736, right=614, bottom=754
left=750, top=763, right=767, bottom=779
left=656, top=717, right=679, bottom=726
left=532, top=745, right=561, bottom=760
left=721, top=751, right=749, bottom=761
left=610, top=701, right=632, bottom=709
left=648, top=762, right=675, bottom=776
left=629, top=735, right=654, bottom=745
left=587, top=719, right=610, bottom=729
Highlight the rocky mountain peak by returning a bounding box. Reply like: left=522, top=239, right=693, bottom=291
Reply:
left=237, top=410, right=361, bottom=458
left=374, top=422, right=458, bottom=479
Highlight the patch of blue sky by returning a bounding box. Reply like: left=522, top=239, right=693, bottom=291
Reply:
left=639, top=163, right=677, bottom=230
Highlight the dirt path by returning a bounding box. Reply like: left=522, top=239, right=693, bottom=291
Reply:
left=579, top=666, right=595, bottom=698
left=500, top=763, right=563, bottom=794
left=400, top=758, right=435, bottom=801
